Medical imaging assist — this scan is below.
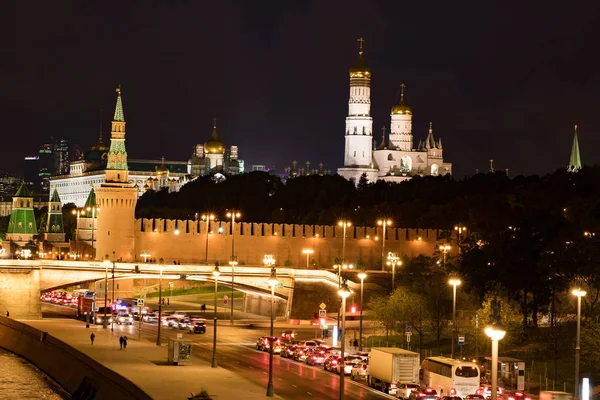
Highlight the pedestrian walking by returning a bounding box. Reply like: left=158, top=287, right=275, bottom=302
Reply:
left=5, top=311, right=9, bottom=317
left=90, top=332, right=95, bottom=345
left=119, top=335, right=124, bottom=350
left=167, top=298, right=170, bottom=306
left=123, top=336, right=128, bottom=349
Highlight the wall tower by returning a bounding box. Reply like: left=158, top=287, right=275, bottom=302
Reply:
left=45, top=188, right=65, bottom=243
left=6, top=183, right=38, bottom=246
left=95, top=87, right=138, bottom=261
left=388, top=83, right=413, bottom=151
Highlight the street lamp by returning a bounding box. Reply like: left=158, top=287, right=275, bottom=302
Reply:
left=212, top=264, right=220, bottom=368
left=140, top=250, right=151, bottom=263
left=573, top=288, right=587, bottom=400
left=111, top=251, right=116, bottom=332
left=156, top=259, right=164, bottom=346
left=485, top=324, right=506, bottom=400
left=377, top=219, right=393, bottom=271
left=439, top=244, right=451, bottom=271
left=338, top=220, right=351, bottom=262
left=103, top=254, right=110, bottom=329
left=227, top=210, right=241, bottom=326
left=202, top=213, right=215, bottom=264
left=302, top=248, right=314, bottom=268
left=454, top=225, right=467, bottom=252
left=72, top=209, right=84, bottom=260
left=386, top=252, right=401, bottom=291
left=266, top=262, right=278, bottom=397
left=358, top=272, right=366, bottom=351
left=338, top=281, right=351, bottom=400
left=449, top=278, right=461, bottom=359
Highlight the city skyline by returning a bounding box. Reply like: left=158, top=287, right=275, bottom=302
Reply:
left=3, top=1, right=599, bottom=177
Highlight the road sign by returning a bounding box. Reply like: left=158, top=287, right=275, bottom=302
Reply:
left=137, top=299, right=145, bottom=307
left=458, top=335, right=465, bottom=345
left=318, top=310, right=326, bottom=318
left=406, top=332, right=412, bottom=343
left=405, top=325, right=412, bottom=332
left=169, top=282, right=174, bottom=288
left=277, top=282, right=284, bottom=289
left=223, top=295, right=229, bottom=305
left=319, top=303, right=327, bottom=310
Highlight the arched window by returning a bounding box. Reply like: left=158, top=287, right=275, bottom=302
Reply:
left=431, top=164, right=439, bottom=176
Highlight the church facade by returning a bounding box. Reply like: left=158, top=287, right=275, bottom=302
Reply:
left=338, top=39, right=452, bottom=184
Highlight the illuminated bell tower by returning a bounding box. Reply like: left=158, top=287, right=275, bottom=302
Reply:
left=338, top=38, right=378, bottom=183
left=95, top=87, right=137, bottom=262
left=388, top=83, right=413, bottom=151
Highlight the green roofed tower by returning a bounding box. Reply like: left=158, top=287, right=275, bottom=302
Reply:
left=6, top=182, right=38, bottom=245
left=106, top=86, right=129, bottom=183
left=567, top=124, right=582, bottom=173
left=45, top=188, right=65, bottom=243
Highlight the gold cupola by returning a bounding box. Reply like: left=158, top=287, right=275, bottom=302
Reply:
left=391, top=83, right=412, bottom=115
left=349, top=37, right=371, bottom=79
left=204, top=118, right=225, bottom=154
left=156, top=156, right=169, bottom=176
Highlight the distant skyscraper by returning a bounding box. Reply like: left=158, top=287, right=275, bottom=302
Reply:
left=53, top=137, right=69, bottom=175
left=23, top=156, right=40, bottom=192
left=567, top=124, right=581, bottom=173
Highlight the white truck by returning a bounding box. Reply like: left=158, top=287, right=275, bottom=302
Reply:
left=539, top=392, right=574, bottom=400
left=367, top=348, right=420, bottom=396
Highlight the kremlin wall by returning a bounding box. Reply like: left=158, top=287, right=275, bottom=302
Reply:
left=128, top=219, right=443, bottom=266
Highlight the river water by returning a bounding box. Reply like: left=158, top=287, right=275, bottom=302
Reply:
left=0, top=349, right=67, bottom=399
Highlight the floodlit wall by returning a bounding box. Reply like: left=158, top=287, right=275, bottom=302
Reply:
left=134, top=219, right=441, bottom=266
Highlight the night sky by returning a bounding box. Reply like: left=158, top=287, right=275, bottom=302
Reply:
left=3, top=1, right=600, bottom=178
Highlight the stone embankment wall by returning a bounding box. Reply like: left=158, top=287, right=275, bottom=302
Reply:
left=0, top=316, right=152, bottom=400
left=134, top=219, right=445, bottom=266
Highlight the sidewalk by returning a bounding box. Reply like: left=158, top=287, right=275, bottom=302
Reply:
left=25, top=319, right=281, bottom=400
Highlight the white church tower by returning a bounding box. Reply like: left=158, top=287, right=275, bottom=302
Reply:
left=338, top=38, right=378, bottom=183
left=388, top=83, right=413, bottom=151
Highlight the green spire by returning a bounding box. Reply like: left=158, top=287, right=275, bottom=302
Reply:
left=113, top=86, right=125, bottom=122
left=82, top=186, right=97, bottom=217
left=568, top=124, right=582, bottom=173
left=15, top=182, right=33, bottom=197
left=46, top=187, right=64, bottom=238
left=50, top=188, right=61, bottom=202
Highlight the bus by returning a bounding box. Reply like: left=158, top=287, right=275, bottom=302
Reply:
left=419, top=357, right=480, bottom=399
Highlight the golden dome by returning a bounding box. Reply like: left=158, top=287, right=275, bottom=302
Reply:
left=156, top=156, right=169, bottom=176
left=391, top=83, right=412, bottom=115
left=204, top=119, right=225, bottom=154
left=349, top=38, right=371, bottom=79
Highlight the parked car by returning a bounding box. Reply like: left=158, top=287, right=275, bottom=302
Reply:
left=188, top=321, right=206, bottom=334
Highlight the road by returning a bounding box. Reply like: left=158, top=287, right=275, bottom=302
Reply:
left=42, top=302, right=394, bottom=400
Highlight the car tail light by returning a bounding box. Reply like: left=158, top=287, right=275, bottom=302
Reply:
left=450, top=388, right=457, bottom=396
left=508, top=396, right=515, bottom=400
left=419, top=393, right=426, bottom=397
left=390, top=384, right=397, bottom=389
left=332, top=360, right=338, bottom=365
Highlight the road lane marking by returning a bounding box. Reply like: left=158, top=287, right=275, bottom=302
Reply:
left=292, top=385, right=297, bottom=388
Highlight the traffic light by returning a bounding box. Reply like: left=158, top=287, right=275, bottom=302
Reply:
left=320, top=318, right=326, bottom=326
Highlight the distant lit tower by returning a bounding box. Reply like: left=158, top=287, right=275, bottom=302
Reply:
left=95, top=87, right=137, bottom=262
left=567, top=124, right=582, bottom=173
left=338, top=38, right=378, bottom=183
left=45, top=188, right=65, bottom=244
left=388, top=83, right=413, bottom=151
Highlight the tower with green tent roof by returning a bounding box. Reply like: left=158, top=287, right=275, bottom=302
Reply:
left=6, top=182, right=38, bottom=246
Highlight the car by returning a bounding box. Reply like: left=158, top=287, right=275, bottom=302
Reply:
left=303, top=341, right=319, bottom=350
left=442, top=397, right=462, bottom=400
left=306, top=348, right=327, bottom=365
left=323, top=355, right=341, bottom=372
left=170, top=311, right=188, bottom=319
left=477, top=385, right=504, bottom=400
left=409, top=387, right=439, bottom=400
left=263, top=337, right=283, bottom=354
left=143, top=313, right=158, bottom=323
left=115, top=313, right=134, bottom=325
left=280, top=343, right=298, bottom=358
left=465, top=395, right=486, bottom=400
left=188, top=321, right=206, bottom=334
left=505, top=391, right=532, bottom=400
left=397, top=384, right=420, bottom=400
left=176, top=317, right=191, bottom=329
left=336, top=355, right=361, bottom=375
left=293, top=346, right=310, bottom=362
left=350, top=361, right=368, bottom=380
left=256, top=337, right=269, bottom=351
left=95, top=314, right=113, bottom=325
left=281, top=330, right=296, bottom=340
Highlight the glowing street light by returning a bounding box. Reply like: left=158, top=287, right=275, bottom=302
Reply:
left=439, top=244, right=451, bottom=271
left=377, top=219, right=393, bottom=271
left=454, top=225, right=467, bottom=252
left=338, top=220, right=351, bottom=262
left=386, top=252, right=401, bottom=291
left=103, top=254, right=110, bottom=329
left=227, top=210, right=241, bottom=326
left=140, top=250, right=151, bottom=263
left=485, top=324, right=506, bottom=400
left=202, top=213, right=216, bottom=264
left=156, top=259, right=164, bottom=346
left=266, top=262, right=278, bottom=397
left=358, top=272, right=367, bottom=351
left=302, top=248, right=314, bottom=268
left=338, top=281, right=351, bottom=400
left=573, top=288, right=587, bottom=400
left=449, top=278, right=461, bottom=359
left=211, top=264, right=220, bottom=368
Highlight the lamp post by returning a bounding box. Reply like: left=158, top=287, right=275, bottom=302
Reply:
left=358, top=272, right=366, bottom=351
left=377, top=219, right=392, bottom=271
left=227, top=211, right=241, bottom=326
left=454, top=225, right=467, bottom=253
left=265, top=256, right=277, bottom=397
left=449, top=278, right=461, bottom=359
left=111, top=251, right=116, bottom=332
left=302, top=248, right=314, bottom=268
left=573, top=288, right=586, bottom=400
left=439, top=244, right=451, bottom=272
left=386, top=252, right=401, bottom=291
left=72, top=209, right=84, bottom=260
left=485, top=325, right=506, bottom=400
left=338, top=281, right=351, bottom=400
left=202, top=213, right=215, bottom=264
left=338, top=220, right=351, bottom=262
left=103, top=254, right=110, bottom=329
left=156, top=259, right=164, bottom=346
left=212, top=264, right=220, bottom=368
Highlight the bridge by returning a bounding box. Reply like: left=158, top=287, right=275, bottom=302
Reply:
left=0, top=259, right=365, bottom=319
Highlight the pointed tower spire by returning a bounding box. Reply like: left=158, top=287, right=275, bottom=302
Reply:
left=377, top=126, right=388, bottom=149
left=113, top=85, right=125, bottom=122
left=489, top=159, right=495, bottom=173
left=437, top=137, right=443, bottom=149
left=567, top=124, right=582, bottom=172
left=106, top=86, right=129, bottom=182
left=426, top=122, right=435, bottom=149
